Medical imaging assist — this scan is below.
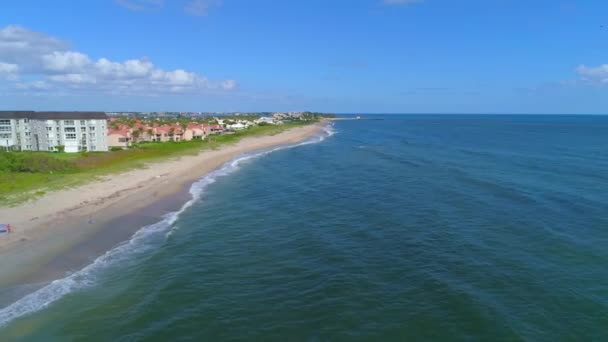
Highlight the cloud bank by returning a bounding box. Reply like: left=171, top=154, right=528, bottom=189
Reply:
left=0, top=25, right=237, bottom=95
left=577, top=64, right=608, bottom=84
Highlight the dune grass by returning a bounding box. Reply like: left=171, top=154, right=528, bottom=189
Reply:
left=0, top=122, right=311, bottom=206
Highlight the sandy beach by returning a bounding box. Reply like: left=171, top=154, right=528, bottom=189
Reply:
left=0, top=122, right=325, bottom=288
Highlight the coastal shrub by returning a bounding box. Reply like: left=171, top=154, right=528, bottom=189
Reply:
left=0, top=152, right=77, bottom=173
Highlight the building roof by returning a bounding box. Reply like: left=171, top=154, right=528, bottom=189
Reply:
left=0, top=111, right=108, bottom=120
left=155, top=125, right=179, bottom=134
left=0, top=111, right=35, bottom=119
left=108, top=128, right=130, bottom=137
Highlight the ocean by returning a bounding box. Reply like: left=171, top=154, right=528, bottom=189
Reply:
left=1, top=115, right=607, bottom=341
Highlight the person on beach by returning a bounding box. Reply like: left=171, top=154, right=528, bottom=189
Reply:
left=0, top=224, right=11, bottom=234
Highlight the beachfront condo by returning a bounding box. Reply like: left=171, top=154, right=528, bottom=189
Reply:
left=0, top=111, right=109, bottom=152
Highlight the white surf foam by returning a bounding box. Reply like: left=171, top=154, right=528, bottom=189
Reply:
left=0, top=123, right=335, bottom=329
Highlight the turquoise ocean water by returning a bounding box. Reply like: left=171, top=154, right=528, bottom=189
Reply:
left=1, top=115, right=607, bottom=340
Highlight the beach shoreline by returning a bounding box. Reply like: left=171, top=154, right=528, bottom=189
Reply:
left=0, top=122, right=326, bottom=289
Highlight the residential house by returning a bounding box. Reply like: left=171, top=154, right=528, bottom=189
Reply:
left=131, top=122, right=151, bottom=142
left=255, top=117, right=276, bottom=125
left=150, top=124, right=184, bottom=142
left=227, top=122, right=247, bottom=130
left=209, top=124, right=224, bottom=134
left=152, top=125, right=172, bottom=142
left=186, top=123, right=209, bottom=140
left=171, top=125, right=185, bottom=142
left=107, top=128, right=131, bottom=149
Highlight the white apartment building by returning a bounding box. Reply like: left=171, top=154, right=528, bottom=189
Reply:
left=0, top=111, right=108, bottom=152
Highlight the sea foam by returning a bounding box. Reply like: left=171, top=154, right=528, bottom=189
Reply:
left=0, top=124, right=335, bottom=329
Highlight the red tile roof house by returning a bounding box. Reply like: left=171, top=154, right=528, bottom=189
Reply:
left=171, top=125, right=185, bottom=142
left=152, top=124, right=186, bottom=142
left=152, top=125, right=172, bottom=142
left=107, top=121, right=212, bottom=147
left=209, top=124, right=224, bottom=134
left=107, top=128, right=132, bottom=149
left=131, top=123, right=153, bottom=142
left=186, top=123, right=209, bottom=140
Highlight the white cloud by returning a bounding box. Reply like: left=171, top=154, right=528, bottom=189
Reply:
left=49, top=73, right=97, bottom=84
left=0, top=25, right=68, bottom=70
left=383, top=0, right=423, bottom=5
left=185, top=0, right=222, bottom=16
left=0, top=25, right=237, bottom=95
left=95, top=58, right=155, bottom=79
left=221, top=79, right=237, bottom=90
left=577, top=64, right=608, bottom=84
left=161, top=69, right=196, bottom=85
left=114, top=0, right=163, bottom=11
left=0, top=62, right=19, bottom=76
left=15, top=80, right=50, bottom=91
left=42, top=51, right=91, bottom=73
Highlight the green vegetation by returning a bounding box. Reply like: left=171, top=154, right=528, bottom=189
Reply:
left=301, top=112, right=337, bottom=120
left=0, top=153, right=77, bottom=173
left=0, top=122, right=313, bottom=206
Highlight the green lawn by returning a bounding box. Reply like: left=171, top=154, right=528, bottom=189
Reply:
left=0, top=122, right=312, bottom=206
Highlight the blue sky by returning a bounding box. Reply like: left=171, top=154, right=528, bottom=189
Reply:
left=0, top=0, right=607, bottom=113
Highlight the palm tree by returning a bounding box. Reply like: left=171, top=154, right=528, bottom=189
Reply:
left=169, top=127, right=175, bottom=141
left=132, top=130, right=140, bottom=143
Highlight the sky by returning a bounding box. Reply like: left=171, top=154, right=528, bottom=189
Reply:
left=0, top=0, right=607, bottom=113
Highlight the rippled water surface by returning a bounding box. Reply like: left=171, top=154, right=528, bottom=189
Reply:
left=2, top=115, right=608, bottom=341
